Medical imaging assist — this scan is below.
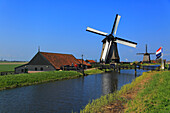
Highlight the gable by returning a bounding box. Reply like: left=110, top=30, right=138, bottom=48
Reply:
left=28, top=52, right=52, bottom=65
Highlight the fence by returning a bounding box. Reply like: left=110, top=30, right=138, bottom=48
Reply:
left=99, top=64, right=161, bottom=72
left=0, top=71, right=15, bottom=76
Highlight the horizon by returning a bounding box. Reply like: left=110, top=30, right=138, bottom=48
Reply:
left=0, top=0, right=170, bottom=62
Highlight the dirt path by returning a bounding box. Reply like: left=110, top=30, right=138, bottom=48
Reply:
left=101, top=71, right=158, bottom=113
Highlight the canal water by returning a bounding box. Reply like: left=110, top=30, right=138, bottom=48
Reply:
left=0, top=69, right=147, bottom=113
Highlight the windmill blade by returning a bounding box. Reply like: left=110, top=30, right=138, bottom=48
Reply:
left=148, top=53, right=155, bottom=54
left=136, top=53, right=145, bottom=55
left=101, top=40, right=112, bottom=62
left=111, top=14, right=121, bottom=35
left=86, top=27, right=108, bottom=36
left=145, top=44, right=148, bottom=53
left=114, top=37, right=137, bottom=48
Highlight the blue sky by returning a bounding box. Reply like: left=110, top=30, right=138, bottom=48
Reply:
left=0, top=0, right=170, bottom=61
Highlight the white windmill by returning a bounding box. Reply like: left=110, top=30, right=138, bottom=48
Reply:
left=86, top=14, right=137, bottom=63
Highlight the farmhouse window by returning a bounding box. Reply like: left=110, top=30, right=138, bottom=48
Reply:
left=25, top=68, right=28, bottom=73
left=40, top=67, right=43, bottom=71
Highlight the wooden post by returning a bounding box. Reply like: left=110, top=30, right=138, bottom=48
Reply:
left=134, top=64, right=137, bottom=74
left=82, top=54, right=84, bottom=76
left=118, top=66, right=120, bottom=73
left=135, top=71, right=137, bottom=77
left=164, top=60, right=166, bottom=70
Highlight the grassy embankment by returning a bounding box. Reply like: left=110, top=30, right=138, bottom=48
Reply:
left=0, top=71, right=81, bottom=90
left=125, top=71, right=170, bottom=112
left=0, top=68, right=104, bottom=90
left=80, top=71, right=170, bottom=113
left=84, top=68, right=106, bottom=75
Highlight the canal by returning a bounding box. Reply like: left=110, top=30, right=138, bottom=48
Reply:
left=0, top=69, right=147, bottom=113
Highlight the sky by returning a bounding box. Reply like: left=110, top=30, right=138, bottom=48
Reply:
left=0, top=0, right=170, bottom=62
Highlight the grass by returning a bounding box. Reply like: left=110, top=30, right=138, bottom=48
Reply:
left=80, top=72, right=149, bottom=113
left=0, top=61, right=27, bottom=63
left=84, top=69, right=105, bottom=75
left=140, top=63, right=161, bottom=65
left=0, top=64, right=22, bottom=72
left=0, top=71, right=81, bottom=90
left=80, top=92, right=121, bottom=113
left=125, top=71, right=170, bottom=112
left=80, top=71, right=170, bottom=113
left=0, top=67, right=106, bottom=91
left=84, top=68, right=113, bottom=75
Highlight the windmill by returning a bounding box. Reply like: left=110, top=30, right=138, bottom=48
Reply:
left=137, top=44, right=155, bottom=63
left=86, top=14, right=137, bottom=63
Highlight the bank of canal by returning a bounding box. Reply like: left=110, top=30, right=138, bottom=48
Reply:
left=0, top=69, right=147, bottom=113
left=81, top=71, right=170, bottom=113
left=0, top=69, right=106, bottom=91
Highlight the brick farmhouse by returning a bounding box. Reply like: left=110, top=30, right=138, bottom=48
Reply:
left=15, top=52, right=91, bottom=74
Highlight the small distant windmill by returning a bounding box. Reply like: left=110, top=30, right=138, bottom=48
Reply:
left=86, top=14, right=137, bottom=63
left=137, top=44, right=155, bottom=63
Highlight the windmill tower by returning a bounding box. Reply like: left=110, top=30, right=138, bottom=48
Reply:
left=137, top=44, right=155, bottom=63
left=86, top=14, right=137, bottom=63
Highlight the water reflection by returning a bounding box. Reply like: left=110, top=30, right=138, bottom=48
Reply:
left=0, top=69, right=147, bottom=113
left=102, top=72, right=118, bottom=95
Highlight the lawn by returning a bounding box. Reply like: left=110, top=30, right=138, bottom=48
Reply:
left=0, top=64, right=23, bottom=72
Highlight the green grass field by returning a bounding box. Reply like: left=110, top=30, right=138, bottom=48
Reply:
left=0, top=61, right=27, bottom=63
left=125, top=71, right=170, bottom=112
left=0, top=64, right=23, bottom=72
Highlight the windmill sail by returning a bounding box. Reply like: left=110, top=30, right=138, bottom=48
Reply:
left=114, top=37, right=137, bottom=48
left=145, top=44, right=155, bottom=54
left=86, top=14, right=137, bottom=63
left=136, top=53, right=145, bottom=55
left=136, top=44, right=155, bottom=63
left=111, top=14, right=121, bottom=35
left=101, top=40, right=112, bottom=62
left=86, top=27, right=108, bottom=36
